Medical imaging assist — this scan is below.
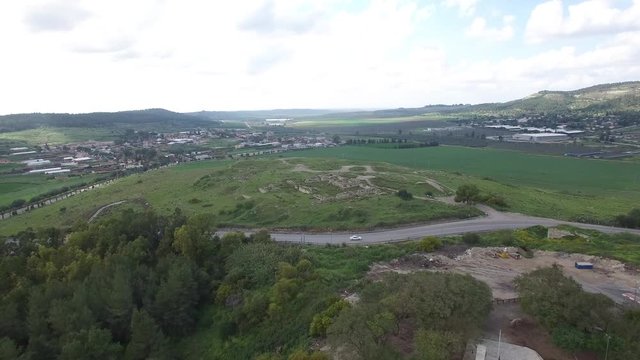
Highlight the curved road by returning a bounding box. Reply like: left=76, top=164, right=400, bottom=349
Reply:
left=220, top=205, right=640, bottom=245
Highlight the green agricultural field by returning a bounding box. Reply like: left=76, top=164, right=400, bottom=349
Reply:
left=291, top=114, right=450, bottom=127
left=0, top=126, right=120, bottom=145
left=204, top=137, right=240, bottom=148
left=0, top=173, right=99, bottom=208
left=0, top=158, right=480, bottom=235
left=280, top=146, right=640, bottom=221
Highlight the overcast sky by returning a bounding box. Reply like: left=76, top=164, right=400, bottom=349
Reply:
left=1, top=0, right=639, bottom=114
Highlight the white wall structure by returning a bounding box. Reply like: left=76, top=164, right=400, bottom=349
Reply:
left=512, top=133, right=568, bottom=142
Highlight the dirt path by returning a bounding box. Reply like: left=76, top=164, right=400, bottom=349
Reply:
left=416, top=178, right=449, bottom=192
left=290, top=163, right=376, bottom=174
left=88, top=201, right=126, bottom=223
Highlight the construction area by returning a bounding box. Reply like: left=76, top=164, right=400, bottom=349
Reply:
left=368, top=246, right=640, bottom=304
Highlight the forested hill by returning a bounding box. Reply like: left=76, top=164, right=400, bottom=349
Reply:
left=0, top=109, right=216, bottom=132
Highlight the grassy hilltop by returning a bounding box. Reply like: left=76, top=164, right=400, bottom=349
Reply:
left=0, top=157, right=481, bottom=235
left=2, top=145, right=640, bottom=235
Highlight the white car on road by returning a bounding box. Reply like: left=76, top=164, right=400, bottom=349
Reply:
left=349, top=235, right=362, bottom=241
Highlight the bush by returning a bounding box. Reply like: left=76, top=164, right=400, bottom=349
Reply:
left=310, top=299, right=350, bottom=337
left=396, top=189, right=413, bottom=200
left=480, top=194, right=508, bottom=208
left=615, top=208, right=640, bottom=229
left=10, top=199, right=26, bottom=209
left=462, top=233, right=480, bottom=245
left=416, top=236, right=442, bottom=252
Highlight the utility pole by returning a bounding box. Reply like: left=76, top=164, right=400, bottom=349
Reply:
left=604, top=333, right=610, bottom=360
left=497, top=329, right=502, bottom=360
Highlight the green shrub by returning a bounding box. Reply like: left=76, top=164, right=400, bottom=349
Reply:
left=462, top=233, right=480, bottom=245
left=416, top=236, right=442, bottom=252
left=396, top=189, right=413, bottom=200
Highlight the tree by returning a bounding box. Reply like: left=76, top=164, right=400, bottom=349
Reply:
left=515, top=265, right=614, bottom=332
left=413, top=329, right=463, bottom=360
left=327, top=303, right=397, bottom=360
left=551, top=326, right=587, bottom=353
left=0, top=337, right=19, bottom=360
left=105, top=267, right=134, bottom=342
left=152, top=258, right=199, bottom=336
left=124, top=309, right=166, bottom=360
left=454, top=184, right=480, bottom=204
left=396, top=189, right=413, bottom=201
left=329, top=272, right=492, bottom=360
left=59, top=327, right=122, bottom=360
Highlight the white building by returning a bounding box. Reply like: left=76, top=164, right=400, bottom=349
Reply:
left=512, top=133, right=568, bottom=142
left=264, top=118, right=290, bottom=126
left=22, top=159, right=51, bottom=166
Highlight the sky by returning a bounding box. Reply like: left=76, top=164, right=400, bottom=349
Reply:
left=1, top=0, right=639, bottom=114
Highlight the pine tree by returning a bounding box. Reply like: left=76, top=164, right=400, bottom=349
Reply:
left=124, top=309, right=165, bottom=360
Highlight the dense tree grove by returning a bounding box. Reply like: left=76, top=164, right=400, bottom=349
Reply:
left=515, top=265, right=640, bottom=359
left=327, top=272, right=493, bottom=360
left=0, top=209, right=242, bottom=359
left=0, top=209, right=349, bottom=359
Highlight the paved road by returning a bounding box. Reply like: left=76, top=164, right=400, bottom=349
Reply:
left=219, top=205, right=640, bottom=245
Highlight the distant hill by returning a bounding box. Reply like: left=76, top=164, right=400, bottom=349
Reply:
left=2, top=82, right=638, bottom=132
left=294, top=82, right=640, bottom=121
left=0, top=109, right=216, bottom=132
left=466, top=81, right=640, bottom=116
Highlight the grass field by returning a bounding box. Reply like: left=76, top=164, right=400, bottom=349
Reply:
left=0, top=127, right=120, bottom=145
left=0, top=173, right=99, bottom=208
left=278, top=146, right=640, bottom=222
left=282, top=146, right=640, bottom=194
left=0, top=158, right=480, bottom=235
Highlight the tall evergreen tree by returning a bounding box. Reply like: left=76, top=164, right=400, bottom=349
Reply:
left=106, top=266, right=134, bottom=342
left=124, top=309, right=165, bottom=360
left=152, top=258, right=198, bottom=336
left=59, top=327, right=122, bottom=360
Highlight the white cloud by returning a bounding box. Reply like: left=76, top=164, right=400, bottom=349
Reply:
left=24, top=0, right=91, bottom=32
left=0, top=0, right=639, bottom=113
left=443, top=0, right=478, bottom=16
left=525, top=0, right=640, bottom=43
left=466, top=15, right=515, bottom=42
